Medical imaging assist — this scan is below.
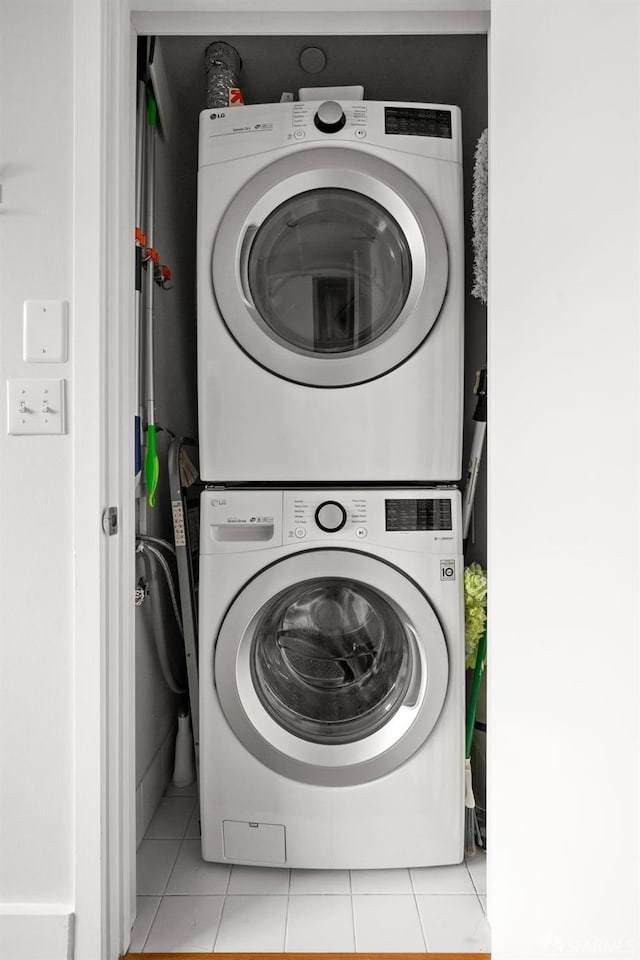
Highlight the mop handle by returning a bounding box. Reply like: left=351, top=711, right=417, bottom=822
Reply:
left=462, top=422, right=486, bottom=540
left=144, top=91, right=159, bottom=507
left=465, top=625, right=488, bottom=759
left=462, top=368, right=487, bottom=541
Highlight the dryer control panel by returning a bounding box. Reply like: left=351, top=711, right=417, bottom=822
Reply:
left=198, top=101, right=462, bottom=167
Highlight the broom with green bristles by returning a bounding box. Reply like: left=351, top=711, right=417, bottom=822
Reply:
left=464, top=564, right=487, bottom=855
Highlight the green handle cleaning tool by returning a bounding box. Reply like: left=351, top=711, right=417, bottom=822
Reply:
left=147, top=89, right=157, bottom=127
left=145, top=423, right=159, bottom=507
left=465, top=625, right=487, bottom=855
left=143, top=88, right=158, bottom=508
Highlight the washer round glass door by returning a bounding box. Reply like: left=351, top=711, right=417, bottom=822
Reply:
left=212, top=148, right=448, bottom=387
left=214, top=549, right=449, bottom=786
left=252, top=576, right=412, bottom=744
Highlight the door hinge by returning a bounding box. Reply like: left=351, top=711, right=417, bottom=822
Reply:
left=102, top=506, right=119, bottom=536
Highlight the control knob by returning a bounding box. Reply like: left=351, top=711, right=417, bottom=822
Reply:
left=315, top=500, right=347, bottom=533
left=313, top=101, right=346, bottom=134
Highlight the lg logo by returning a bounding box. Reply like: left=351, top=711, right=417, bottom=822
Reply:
left=210, top=112, right=226, bottom=119
left=440, top=560, right=456, bottom=581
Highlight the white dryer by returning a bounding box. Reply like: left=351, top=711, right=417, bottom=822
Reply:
left=199, top=487, right=464, bottom=869
left=197, top=100, right=464, bottom=483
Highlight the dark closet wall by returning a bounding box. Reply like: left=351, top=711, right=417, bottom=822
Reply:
left=136, top=35, right=488, bottom=842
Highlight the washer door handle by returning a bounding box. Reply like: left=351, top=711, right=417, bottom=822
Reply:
left=403, top=623, right=424, bottom=708
left=239, top=224, right=259, bottom=306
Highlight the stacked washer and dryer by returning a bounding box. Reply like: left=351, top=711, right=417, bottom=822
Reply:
left=196, top=99, right=465, bottom=868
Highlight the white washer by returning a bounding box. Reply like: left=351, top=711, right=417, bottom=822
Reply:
left=199, top=488, right=464, bottom=868
left=197, top=101, right=464, bottom=483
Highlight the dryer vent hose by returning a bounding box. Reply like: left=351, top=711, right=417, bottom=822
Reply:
left=205, top=41, right=244, bottom=109
left=140, top=543, right=186, bottom=695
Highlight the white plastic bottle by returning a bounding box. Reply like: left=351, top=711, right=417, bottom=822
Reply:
left=172, top=710, right=195, bottom=788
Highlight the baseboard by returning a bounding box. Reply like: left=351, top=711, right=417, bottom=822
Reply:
left=0, top=907, right=74, bottom=960
left=137, top=723, right=178, bottom=846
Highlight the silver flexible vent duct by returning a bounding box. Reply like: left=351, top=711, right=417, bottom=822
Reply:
left=205, top=41, right=243, bottom=109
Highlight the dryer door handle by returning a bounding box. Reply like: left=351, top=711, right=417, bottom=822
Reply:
left=239, top=224, right=259, bottom=307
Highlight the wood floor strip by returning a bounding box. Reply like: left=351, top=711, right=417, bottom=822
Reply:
left=123, top=953, right=491, bottom=959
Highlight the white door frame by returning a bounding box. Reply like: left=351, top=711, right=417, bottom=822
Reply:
left=73, top=3, right=490, bottom=958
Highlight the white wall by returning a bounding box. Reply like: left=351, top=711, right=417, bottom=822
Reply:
left=489, top=0, right=639, bottom=956
left=0, top=0, right=75, bottom=954
left=0, top=0, right=74, bottom=909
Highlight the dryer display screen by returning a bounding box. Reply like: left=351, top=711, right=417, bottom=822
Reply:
left=384, top=107, right=452, bottom=139
left=385, top=498, right=452, bottom=531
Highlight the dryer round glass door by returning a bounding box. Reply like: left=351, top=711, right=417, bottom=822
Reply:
left=214, top=549, right=449, bottom=786
left=211, top=148, right=448, bottom=387
left=247, top=189, right=411, bottom=355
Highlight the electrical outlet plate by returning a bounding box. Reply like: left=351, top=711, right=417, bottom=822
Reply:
left=7, top=378, right=66, bottom=435
left=23, top=300, right=68, bottom=362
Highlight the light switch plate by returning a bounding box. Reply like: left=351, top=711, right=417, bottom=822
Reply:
left=23, top=300, right=68, bottom=362
left=7, top=379, right=66, bottom=435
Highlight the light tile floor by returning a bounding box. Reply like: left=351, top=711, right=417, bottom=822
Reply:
left=131, top=784, right=490, bottom=954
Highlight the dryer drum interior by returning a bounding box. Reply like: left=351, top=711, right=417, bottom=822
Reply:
left=246, top=188, right=412, bottom=355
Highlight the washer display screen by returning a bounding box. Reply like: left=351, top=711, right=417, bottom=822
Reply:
left=385, top=498, right=452, bottom=531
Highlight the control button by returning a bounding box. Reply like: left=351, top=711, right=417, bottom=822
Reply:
left=295, top=526, right=306, bottom=538
left=354, top=128, right=367, bottom=139
left=356, top=527, right=367, bottom=538
left=314, top=101, right=346, bottom=134
left=293, top=128, right=306, bottom=139
left=315, top=500, right=347, bottom=533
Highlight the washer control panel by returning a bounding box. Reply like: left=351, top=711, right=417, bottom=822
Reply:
left=201, top=489, right=461, bottom=555
left=286, top=493, right=368, bottom=542
left=282, top=490, right=460, bottom=550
